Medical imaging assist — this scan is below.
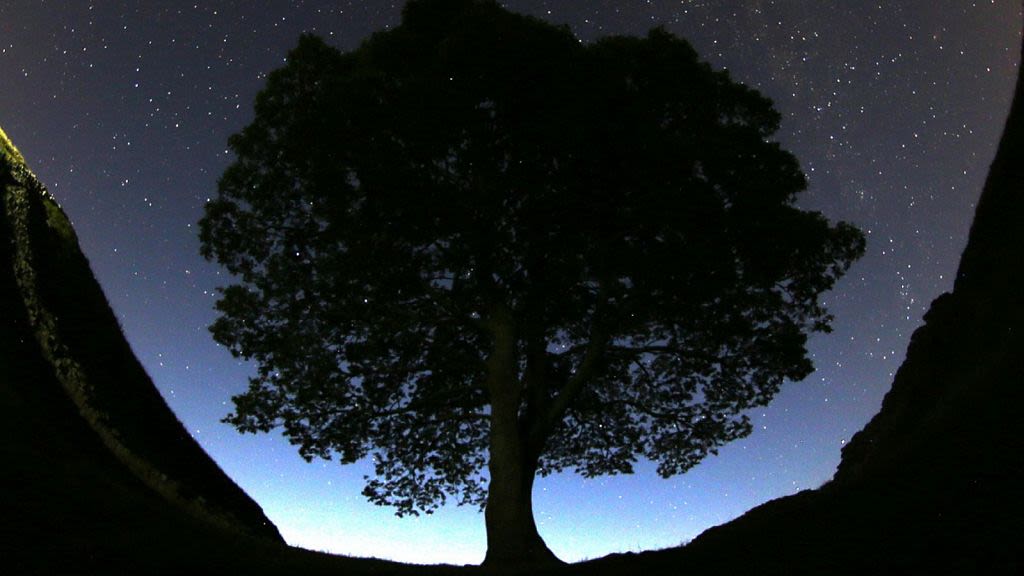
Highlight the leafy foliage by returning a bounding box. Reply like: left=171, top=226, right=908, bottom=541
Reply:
left=200, top=0, right=864, bottom=517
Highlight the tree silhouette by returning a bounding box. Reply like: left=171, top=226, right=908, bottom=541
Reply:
left=199, top=0, right=865, bottom=566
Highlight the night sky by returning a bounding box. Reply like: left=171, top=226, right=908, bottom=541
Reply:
left=1, top=0, right=1020, bottom=565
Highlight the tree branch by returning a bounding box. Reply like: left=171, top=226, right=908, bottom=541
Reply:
left=536, top=283, right=610, bottom=440
left=368, top=404, right=489, bottom=424
left=608, top=344, right=676, bottom=355
left=520, top=314, right=550, bottom=444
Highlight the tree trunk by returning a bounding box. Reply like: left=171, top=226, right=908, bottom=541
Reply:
left=482, top=400, right=562, bottom=567
left=481, top=306, right=562, bottom=567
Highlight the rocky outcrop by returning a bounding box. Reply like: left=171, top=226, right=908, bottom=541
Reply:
left=1, top=126, right=283, bottom=569
left=834, top=31, right=1023, bottom=488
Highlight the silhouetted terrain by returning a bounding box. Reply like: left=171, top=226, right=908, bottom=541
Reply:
left=1, top=30, right=1021, bottom=576
left=1, top=126, right=282, bottom=540
left=2, top=128, right=372, bottom=574
left=2, top=127, right=480, bottom=575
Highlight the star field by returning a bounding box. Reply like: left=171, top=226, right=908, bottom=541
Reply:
left=0, top=0, right=1020, bottom=565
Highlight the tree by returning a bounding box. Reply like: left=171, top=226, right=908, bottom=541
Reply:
left=199, top=0, right=865, bottom=566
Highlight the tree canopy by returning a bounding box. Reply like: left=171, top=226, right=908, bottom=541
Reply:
left=199, top=0, right=865, bottom=565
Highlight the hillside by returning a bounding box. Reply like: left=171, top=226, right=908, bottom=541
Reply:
left=2, top=126, right=284, bottom=572
left=1, top=125, right=482, bottom=575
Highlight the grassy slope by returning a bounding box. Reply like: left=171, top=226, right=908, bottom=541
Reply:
left=1, top=125, right=285, bottom=541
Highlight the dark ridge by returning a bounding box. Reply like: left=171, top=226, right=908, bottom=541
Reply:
left=2, top=126, right=475, bottom=575
left=834, top=29, right=1024, bottom=486
left=1, top=126, right=283, bottom=548
left=953, top=30, right=1024, bottom=297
